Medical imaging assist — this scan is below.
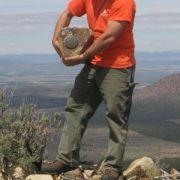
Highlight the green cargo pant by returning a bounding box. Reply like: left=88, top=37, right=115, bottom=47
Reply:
left=57, top=63, right=135, bottom=169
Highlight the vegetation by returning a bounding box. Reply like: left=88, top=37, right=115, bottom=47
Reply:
left=0, top=89, right=61, bottom=178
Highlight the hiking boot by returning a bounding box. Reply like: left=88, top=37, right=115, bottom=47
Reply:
left=101, top=167, right=125, bottom=180
left=41, top=160, right=77, bottom=174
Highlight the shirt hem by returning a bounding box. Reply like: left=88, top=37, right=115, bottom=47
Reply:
left=90, top=61, right=136, bottom=69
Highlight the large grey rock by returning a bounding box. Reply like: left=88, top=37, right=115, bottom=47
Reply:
left=123, top=157, right=160, bottom=179
left=58, top=27, right=93, bottom=58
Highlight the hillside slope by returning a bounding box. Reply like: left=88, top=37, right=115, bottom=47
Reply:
left=130, top=73, right=180, bottom=144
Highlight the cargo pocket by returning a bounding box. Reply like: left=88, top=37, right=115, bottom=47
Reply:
left=123, top=81, right=136, bottom=122
left=129, top=81, right=136, bottom=94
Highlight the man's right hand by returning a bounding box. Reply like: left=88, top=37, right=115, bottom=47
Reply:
left=52, top=34, right=62, bottom=58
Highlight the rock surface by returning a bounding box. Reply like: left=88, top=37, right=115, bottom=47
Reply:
left=16, top=156, right=180, bottom=180
left=63, top=168, right=83, bottom=179
left=13, top=167, right=24, bottom=180
left=0, top=173, right=4, bottom=180
left=123, top=157, right=160, bottom=179
left=25, top=174, right=53, bottom=180
left=58, top=27, right=93, bottom=58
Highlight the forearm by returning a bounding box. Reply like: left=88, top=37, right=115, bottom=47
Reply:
left=83, top=21, right=128, bottom=60
left=83, top=33, right=115, bottom=60
left=53, top=9, right=73, bottom=39
left=52, top=9, right=73, bottom=58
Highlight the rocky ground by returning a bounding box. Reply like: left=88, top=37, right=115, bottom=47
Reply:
left=1, top=157, right=180, bottom=180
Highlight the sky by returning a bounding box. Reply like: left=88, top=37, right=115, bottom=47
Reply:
left=0, top=0, right=180, bottom=55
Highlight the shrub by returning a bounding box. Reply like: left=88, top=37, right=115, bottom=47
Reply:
left=0, top=89, right=61, bottom=178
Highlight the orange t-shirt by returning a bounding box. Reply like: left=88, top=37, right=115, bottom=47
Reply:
left=68, top=0, right=136, bottom=68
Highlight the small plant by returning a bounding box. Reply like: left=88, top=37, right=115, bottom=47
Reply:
left=0, top=89, right=61, bottom=178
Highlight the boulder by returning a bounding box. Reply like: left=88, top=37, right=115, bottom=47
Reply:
left=171, top=168, right=180, bottom=178
left=83, top=170, right=94, bottom=178
left=91, top=174, right=102, bottom=180
left=58, top=27, right=93, bottom=58
left=0, top=173, right=4, bottom=180
left=13, top=167, right=24, bottom=180
left=25, top=174, right=53, bottom=180
left=123, top=157, right=160, bottom=179
left=62, top=168, right=83, bottom=179
left=171, top=168, right=180, bottom=175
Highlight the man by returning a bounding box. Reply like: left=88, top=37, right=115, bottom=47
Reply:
left=42, top=0, right=136, bottom=179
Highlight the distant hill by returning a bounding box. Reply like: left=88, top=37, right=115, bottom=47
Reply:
left=133, top=73, right=180, bottom=118
left=135, top=51, right=180, bottom=61
left=0, top=52, right=180, bottom=87
left=11, top=83, right=71, bottom=109
left=130, top=73, right=180, bottom=144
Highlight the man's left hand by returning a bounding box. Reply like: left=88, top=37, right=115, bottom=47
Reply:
left=64, top=54, right=86, bottom=66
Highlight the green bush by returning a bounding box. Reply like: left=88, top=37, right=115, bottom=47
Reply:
left=0, top=89, right=61, bottom=178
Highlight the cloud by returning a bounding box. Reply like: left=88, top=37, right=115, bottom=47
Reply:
left=0, top=12, right=57, bottom=32
left=0, top=10, right=180, bottom=54
left=2, top=11, right=179, bottom=32
left=0, top=12, right=87, bottom=54
left=147, top=5, right=179, bottom=14
left=135, top=13, right=180, bottom=31
left=0, top=12, right=87, bottom=33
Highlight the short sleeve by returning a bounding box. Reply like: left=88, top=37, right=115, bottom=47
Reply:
left=68, top=0, right=86, bottom=17
left=108, top=0, right=136, bottom=22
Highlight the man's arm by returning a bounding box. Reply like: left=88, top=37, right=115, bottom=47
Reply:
left=83, top=21, right=128, bottom=60
left=52, top=9, right=74, bottom=58
left=64, top=20, right=128, bottom=66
